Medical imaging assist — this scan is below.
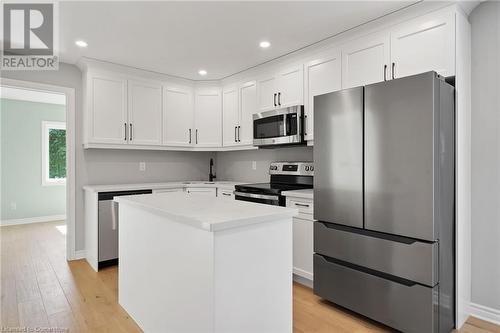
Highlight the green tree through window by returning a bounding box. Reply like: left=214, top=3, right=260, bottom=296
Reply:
left=48, top=128, right=66, bottom=179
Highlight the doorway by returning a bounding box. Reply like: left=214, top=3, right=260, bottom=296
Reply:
left=0, top=78, right=76, bottom=260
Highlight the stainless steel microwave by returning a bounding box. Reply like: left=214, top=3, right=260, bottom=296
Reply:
left=253, top=106, right=304, bottom=147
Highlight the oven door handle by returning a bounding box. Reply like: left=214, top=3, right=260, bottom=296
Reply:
left=234, top=191, right=279, bottom=201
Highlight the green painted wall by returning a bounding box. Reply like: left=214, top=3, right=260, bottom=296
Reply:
left=1, top=98, right=66, bottom=220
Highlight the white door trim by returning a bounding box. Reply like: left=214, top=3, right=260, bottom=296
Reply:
left=0, top=77, right=77, bottom=261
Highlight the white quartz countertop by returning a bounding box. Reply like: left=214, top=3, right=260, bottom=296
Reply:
left=83, top=181, right=245, bottom=192
left=115, top=192, right=298, bottom=232
left=282, top=189, right=314, bottom=199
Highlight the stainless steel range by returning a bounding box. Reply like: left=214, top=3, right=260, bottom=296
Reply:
left=234, top=162, right=313, bottom=206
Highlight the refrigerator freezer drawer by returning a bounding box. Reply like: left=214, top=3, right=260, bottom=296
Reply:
left=314, top=254, right=438, bottom=333
left=314, top=222, right=438, bottom=286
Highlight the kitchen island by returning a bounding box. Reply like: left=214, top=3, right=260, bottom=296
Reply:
left=114, top=192, right=297, bottom=333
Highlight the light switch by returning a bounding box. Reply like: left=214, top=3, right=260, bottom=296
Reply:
left=139, top=162, right=146, bottom=171
left=252, top=161, right=257, bottom=170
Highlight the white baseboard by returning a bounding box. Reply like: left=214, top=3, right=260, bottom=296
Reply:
left=72, top=250, right=86, bottom=260
left=469, top=302, right=500, bottom=326
left=1, top=214, right=66, bottom=226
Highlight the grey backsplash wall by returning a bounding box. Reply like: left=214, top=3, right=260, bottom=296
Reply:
left=215, top=146, right=313, bottom=182
left=83, top=149, right=214, bottom=184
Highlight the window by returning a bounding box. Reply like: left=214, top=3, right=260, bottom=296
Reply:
left=42, top=121, right=66, bottom=186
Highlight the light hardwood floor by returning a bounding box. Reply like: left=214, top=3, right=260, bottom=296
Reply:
left=1, top=221, right=498, bottom=333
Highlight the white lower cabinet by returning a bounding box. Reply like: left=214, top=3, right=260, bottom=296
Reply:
left=186, top=187, right=217, bottom=197
left=286, top=195, right=314, bottom=285
left=218, top=189, right=235, bottom=199
left=293, top=217, right=314, bottom=282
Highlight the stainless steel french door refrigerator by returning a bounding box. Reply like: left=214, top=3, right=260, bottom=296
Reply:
left=313, top=71, right=455, bottom=333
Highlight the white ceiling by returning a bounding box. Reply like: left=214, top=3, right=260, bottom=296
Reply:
left=0, top=86, right=66, bottom=105
left=60, top=1, right=420, bottom=80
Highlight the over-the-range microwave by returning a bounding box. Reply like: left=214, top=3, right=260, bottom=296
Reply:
left=253, top=105, right=305, bottom=147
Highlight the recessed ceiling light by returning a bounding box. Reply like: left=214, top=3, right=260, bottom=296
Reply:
left=198, top=69, right=207, bottom=76
left=75, top=40, right=88, bottom=48
left=259, top=41, right=271, bottom=48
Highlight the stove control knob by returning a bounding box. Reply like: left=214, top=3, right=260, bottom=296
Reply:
left=305, top=166, right=310, bottom=171
left=310, top=166, right=314, bottom=171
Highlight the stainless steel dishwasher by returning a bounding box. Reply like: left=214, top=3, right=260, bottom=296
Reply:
left=98, top=189, right=152, bottom=268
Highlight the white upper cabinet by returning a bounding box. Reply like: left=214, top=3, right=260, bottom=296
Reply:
left=87, top=72, right=128, bottom=144
left=222, top=87, right=239, bottom=147
left=128, top=79, right=162, bottom=146
left=223, top=81, right=256, bottom=147
left=257, top=75, right=277, bottom=112
left=304, top=49, right=342, bottom=141
left=342, top=32, right=390, bottom=89
left=257, top=65, right=304, bottom=112
left=390, top=10, right=455, bottom=79
left=239, top=80, right=257, bottom=146
left=163, top=85, right=194, bottom=147
left=277, top=65, right=304, bottom=108
left=194, top=88, right=222, bottom=148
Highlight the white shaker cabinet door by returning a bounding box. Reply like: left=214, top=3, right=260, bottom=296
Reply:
left=304, top=50, right=341, bottom=141
left=239, top=80, right=257, bottom=146
left=194, top=88, right=222, bottom=148
left=163, top=86, right=194, bottom=147
left=222, top=87, right=239, bottom=147
left=88, top=73, right=128, bottom=144
left=341, top=32, right=390, bottom=89
left=390, top=10, right=455, bottom=79
left=277, top=65, right=304, bottom=108
left=128, top=79, right=162, bottom=146
left=257, top=75, right=277, bottom=112
left=293, top=217, right=314, bottom=281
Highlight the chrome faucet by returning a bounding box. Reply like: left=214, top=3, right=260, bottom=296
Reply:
left=209, top=158, right=216, bottom=182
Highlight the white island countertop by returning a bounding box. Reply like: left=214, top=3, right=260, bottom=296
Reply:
left=115, top=192, right=298, bottom=232
left=83, top=180, right=245, bottom=192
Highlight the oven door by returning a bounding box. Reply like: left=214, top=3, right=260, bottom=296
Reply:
left=253, top=106, right=303, bottom=147
left=234, top=191, right=282, bottom=206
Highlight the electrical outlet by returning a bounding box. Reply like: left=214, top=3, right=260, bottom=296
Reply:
left=252, top=161, right=257, bottom=170
left=139, top=162, right=146, bottom=171
left=10, top=202, right=16, bottom=210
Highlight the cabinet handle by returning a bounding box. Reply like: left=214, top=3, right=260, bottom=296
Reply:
left=235, top=126, right=237, bottom=143
left=189, top=129, right=192, bottom=144
left=278, top=92, right=281, bottom=106
left=196, top=129, right=198, bottom=144
left=294, top=203, right=310, bottom=208
left=273, top=93, right=277, bottom=107
left=222, top=193, right=231, bottom=196
left=124, top=123, right=127, bottom=141
left=392, top=62, right=395, bottom=80
left=384, top=64, right=387, bottom=81
left=237, top=126, right=241, bottom=142
left=129, top=123, right=133, bottom=141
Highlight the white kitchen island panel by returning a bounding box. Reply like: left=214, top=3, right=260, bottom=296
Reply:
left=116, top=193, right=296, bottom=333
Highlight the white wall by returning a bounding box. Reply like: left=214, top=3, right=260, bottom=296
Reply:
left=1, top=64, right=215, bottom=251
left=470, top=1, right=500, bottom=313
